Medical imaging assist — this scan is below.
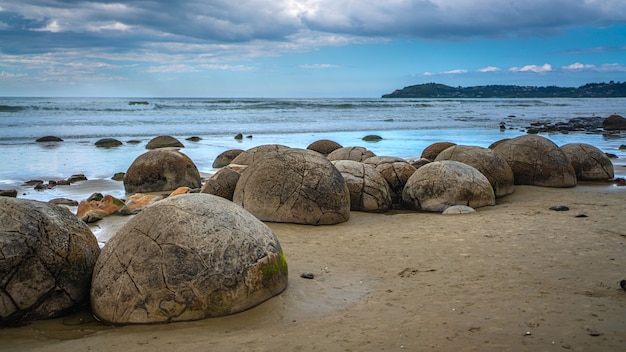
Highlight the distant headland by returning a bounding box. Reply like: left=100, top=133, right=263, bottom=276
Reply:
left=382, top=81, right=626, bottom=98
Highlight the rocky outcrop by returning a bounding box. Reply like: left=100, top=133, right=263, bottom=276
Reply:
left=602, top=114, right=626, bottom=130
left=233, top=148, right=350, bottom=225
left=90, top=194, right=288, bottom=325
left=0, top=198, right=100, bottom=325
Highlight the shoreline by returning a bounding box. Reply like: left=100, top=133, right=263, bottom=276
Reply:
left=2, top=184, right=625, bottom=351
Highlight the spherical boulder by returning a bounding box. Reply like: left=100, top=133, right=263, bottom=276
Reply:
left=145, top=135, right=184, bottom=149
left=95, top=138, right=123, bottom=148
left=362, top=156, right=416, bottom=205
left=124, top=149, right=202, bottom=194
left=602, top=114, right=626, bottom=130
left=421, top=142, right=456, bottom=161
left=90, top=194, right=288, bottom=325
left=233, top=148, right=350, bottom=225
left=0, top=198, right=100, bottom=325
left=327, top=146, right=375, bottom=162
left=200, top=167, right=241, bottom=200
left=491, top=135, right=576, bottom=187
left=402, top=160, right=495, bottom=212
left=435, top=145, right=515, bottom=198
left=332, top=160, right=393, bottom=212
left=230, top=144, right=290, bottom=166
left=307, top=139, right=342, bottom=156
left=212, top=149, right=244, bottom=168
left=560, top=143, right=614, bottom=181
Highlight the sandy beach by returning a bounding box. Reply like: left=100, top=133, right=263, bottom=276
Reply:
left=2, top=182, right=625, bottom=351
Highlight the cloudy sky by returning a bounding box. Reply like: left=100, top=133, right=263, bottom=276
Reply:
left=0, top=0, right=625, bottom=97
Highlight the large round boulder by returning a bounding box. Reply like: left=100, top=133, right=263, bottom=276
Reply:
left=332, top=160, right=393, bottom=212
left=402, top=160, right=495, bottom=212
left=90, top=194, right=288, bottom=325
left=560, top=143, right=614, bottom=181
left=212, top=149, right=244, bottom=168
left=602, top=114, right=626, bottom=130
left=421, top=142, right=456, bottom=161
left=491, top=135, right=577, bottom=187
left=307, top=139, right=343, bottom=156
left=435, top=145, right=515, bottom=198
left=327, top=146, right=375, bottom=162
left=362, top=156, right=417, bottom=205
left=233, top=148, right=350, bottom=225
left=145, top=135, right=184, bottom=149
left=124, top=149, right=202, bottom=194
left=0, top=198, right=100, bottom=325
left=200, top=167, right=241, bottom=200
left=230, top=144, right=290, bottom=166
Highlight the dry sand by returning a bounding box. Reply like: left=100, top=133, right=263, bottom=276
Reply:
left=2, top=184, right=625, bottom=352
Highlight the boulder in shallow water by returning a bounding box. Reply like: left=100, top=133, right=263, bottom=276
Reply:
left=36, top=136, right=63, bottom=142
left=0, top=198, right=100, bottom=325
left=421, top=142, right=456, bottom=161
left=90, top=194, right=288, bottom=324
left=212, top=149, right=244, bottom=168
left=95, top=138, right=123, bottom=148
left=145, top=135, right=184, bottom=149
left=124, top=149, right=201, bottom=194
left=602, top=114, right=626, bottom=130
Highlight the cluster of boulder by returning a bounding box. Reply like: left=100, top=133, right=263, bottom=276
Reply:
left=0, top=132, right=619, bottom=327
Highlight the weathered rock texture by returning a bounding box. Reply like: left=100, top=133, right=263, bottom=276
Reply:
left=435, top=145, right=515, bottom=198
left=233, top=148, right=350, bottom=225
left=332, top=160, right=393, bottom=212
left=402, top=160, right=495, bottom=212
left=491, top=135, right=577, bottom=188
left=602, top=114, right=626, bottom=130
left=124, top=149, right=201, bottom=194
left=307, top=139, right=343, bottom=156
left=327, top=146, right=375, bottom=162
left=421, top=142, right=456, bottom=161
left=560, top=143, right=614, bottom=181
left=145, top=135, right=184, bottom=149
left=212, top=149, right=244, bottom=168
left=90, top=194, right=288, bottom=325
left=200, top=167, right=241, bottom=200
left=0, top=198, right=100, bottom=325
left=230, top=144, right=290, bottom=166
left=363, top=156, right=417, bottom=205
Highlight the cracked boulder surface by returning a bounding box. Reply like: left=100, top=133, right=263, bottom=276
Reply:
left=327, top=146, right=375, bottom=162
left=200, top=167, right=241, bottom=201
left=560, top=143, right=614, bottom=181
left=123, top=149, right=201, bottom=194
left=307, top=139, right=342, bottom=156
left=0, top=198, right=100, bottom=325
left=491, top=135, right=577, bottom=188
left=230, top=144, right=290, bottom=166
left=332, top=160, right=393, bottom=213
left=420, top=142, right=457, bottom=161
left=233, top=148, right=350, bottom=225
left=90, top=193, right=288, bottom=325
left=435, top=145, right=515, bottom=198
left=402, top=160, right=496, bottom=212
left=363, top=156, right=417, bottom=205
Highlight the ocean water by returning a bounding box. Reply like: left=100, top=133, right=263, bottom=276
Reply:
left=1, top=97, right=625, bottom=202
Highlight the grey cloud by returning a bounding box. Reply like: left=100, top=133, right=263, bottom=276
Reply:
left=0, top=0, right=624, bottom=55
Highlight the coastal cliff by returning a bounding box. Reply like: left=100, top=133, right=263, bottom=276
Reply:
left=382, top=82, right=626, bottom=98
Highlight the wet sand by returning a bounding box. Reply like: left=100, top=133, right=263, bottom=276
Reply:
left=2, top=184, right=626, bottom=351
